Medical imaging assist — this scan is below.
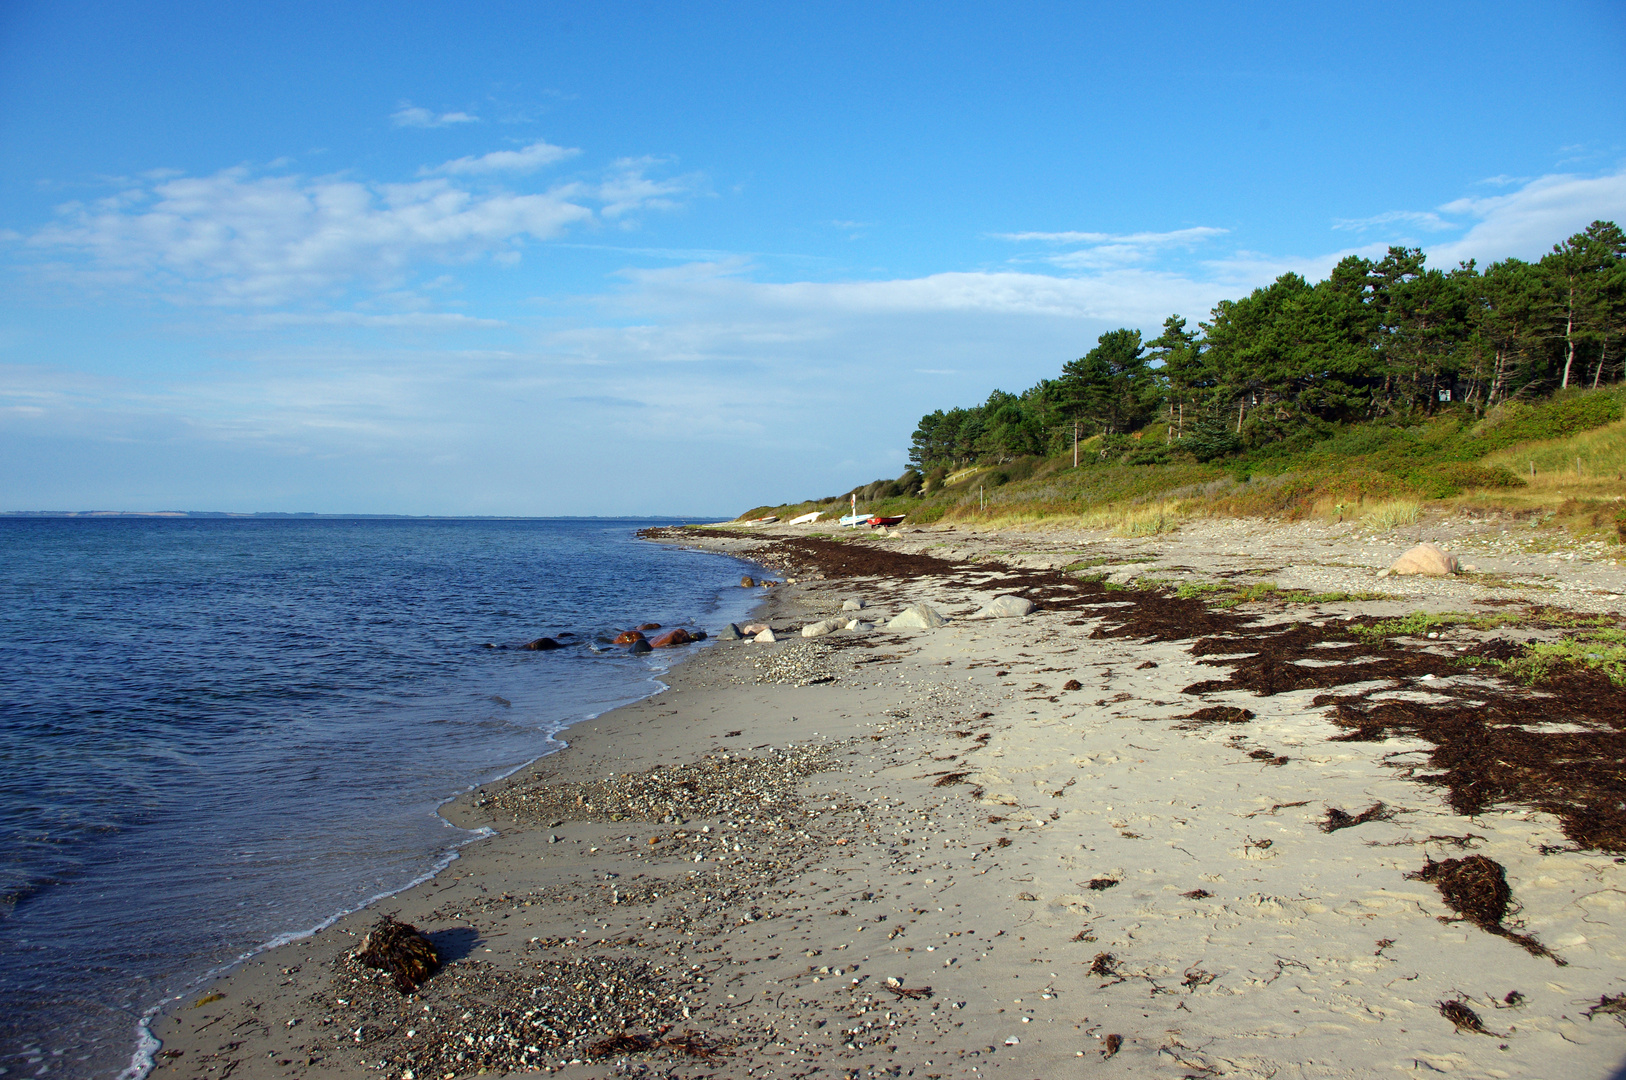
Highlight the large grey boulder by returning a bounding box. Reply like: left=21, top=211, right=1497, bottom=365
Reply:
left=975, top=595, right=1034, bottom=619
left=717, top=623, right=743, bottom=640
left=801, top=619, right=844, bottom=638
left=841, top=598, right=867, bottom=611
left=886, top=603, right=949, bottom=630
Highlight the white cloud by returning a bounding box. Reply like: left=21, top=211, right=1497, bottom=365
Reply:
left=992, top=225, right=1228, bottom=270
left=602, top=260, right=1231, bottom=326
left=1331, top=210, right=1456, bottom=233
left=596, top=157, right=702, bottom=219
left=993, top=226, right=1226, bottom=246
left=1428, top=168, right=1626, bottom=266
left=237, top=312, right=506, bottom=330
left=433, top=140, right=579, bottom=175
left=19, top=155, right=699, bottom=306
left=391, top=104, right=479, bottom=128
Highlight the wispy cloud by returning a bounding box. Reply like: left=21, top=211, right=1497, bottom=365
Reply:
left=17, top=154, right=700, bottom=306
left=993, top=226, right=1226, bottom=246
left=237, top=311, right=506, bottom=330
left=390, top=103, right=480, bottom=128
left=596, top=157, right=703, bottom=220
left=432, top=140, right=579, bottom=175
left=991, top=225, right=1228, bottom=270
left=1331, top=209, right=1456, bottom=232
left=1429, top=168, right=1626, bottom=265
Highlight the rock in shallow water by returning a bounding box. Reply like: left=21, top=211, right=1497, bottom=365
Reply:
left=629, top=639, right=653, bottom=654
left=521, top=637, right=566, bottom=650
left=612, top=630, right=645, bottom=645
left=650, top=628, right=696, bottom=647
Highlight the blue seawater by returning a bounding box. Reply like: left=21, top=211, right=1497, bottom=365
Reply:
left=0, top=517, right=762, bottom=1079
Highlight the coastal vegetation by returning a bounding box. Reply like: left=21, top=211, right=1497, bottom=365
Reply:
left=742, top=222, right=1626, bottom=539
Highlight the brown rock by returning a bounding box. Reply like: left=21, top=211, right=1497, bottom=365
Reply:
left=650, top=628, right=696, bottom=648
left=520, top=637, right=565, bottom=650
left=613, top=630, right=645, bottom=645
left=636, top=622, right=662, bottom=631
left=741, top=576, right=756, bottom=587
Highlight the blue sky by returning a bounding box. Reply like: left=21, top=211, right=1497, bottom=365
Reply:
left=2, top=1, right=1624, bottom=515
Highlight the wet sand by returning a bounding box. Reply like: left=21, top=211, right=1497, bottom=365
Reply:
left=153, top=520, right=1626, bottom=1079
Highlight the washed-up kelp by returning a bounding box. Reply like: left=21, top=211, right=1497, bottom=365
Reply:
left=1408, top=856, right=1563, bottom=963
left=355, top=915, right=440, bottom=993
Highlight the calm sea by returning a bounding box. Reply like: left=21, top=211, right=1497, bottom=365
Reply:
left=0, top=517, right=761, bottom=1079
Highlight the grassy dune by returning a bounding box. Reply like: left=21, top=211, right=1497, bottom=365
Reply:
left=739, top=387, right=1626, bottom=542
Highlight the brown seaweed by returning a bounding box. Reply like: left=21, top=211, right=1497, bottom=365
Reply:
left=1408, top=856, right=1564, bottom=963
left=354, top=915, right=440, bottom=994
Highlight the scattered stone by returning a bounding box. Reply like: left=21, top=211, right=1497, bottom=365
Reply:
left=741, top=576, right=756, bottom=588
left=841, top=598, right=867, bottom=611
left=754, top=628, right=777, bottom=643
left=800, top=619, right=844, bottom=638
left=629, top=639, right=653, bottom=654
left=521, top=637, right=566, bottom=650
left=636, top=622, right=663, bottom=631
left=742, top=623, right=769, bottom=635
left=650, top=628, right=697, bottom=648
left=613, top=630, right=645, bottom=645
left=886, top=603, right=949, bottom=630
left=1378, top=542, right=1460, bottom=578
left=974, top=595, right=1034, bottom=618
left=847, top=619, right=873, bottom=632
left=717, top=623, right=743, bottom=640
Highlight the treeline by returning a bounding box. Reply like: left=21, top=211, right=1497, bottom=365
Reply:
left=910, top=221, right=1626, bottom=470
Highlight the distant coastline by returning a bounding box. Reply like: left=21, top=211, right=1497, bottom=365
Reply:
left=0, top=511, right=710, bottom=520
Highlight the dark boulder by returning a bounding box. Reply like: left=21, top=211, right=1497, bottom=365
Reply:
left=629, top=638, right=653, bottom=654
left=521, top=637, right=565, bottom=650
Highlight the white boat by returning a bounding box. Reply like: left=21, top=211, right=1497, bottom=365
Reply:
left=838, top=513, right=866, bottom=527
left=787, top=511, right=821, bottom=525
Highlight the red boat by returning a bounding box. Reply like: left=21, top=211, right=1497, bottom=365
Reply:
left=867, top=515, right=906, bottom=528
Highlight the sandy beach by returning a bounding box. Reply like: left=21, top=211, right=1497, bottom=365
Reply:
left=152, top=517, right=1626, bottom=1080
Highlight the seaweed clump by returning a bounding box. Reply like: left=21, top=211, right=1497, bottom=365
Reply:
left=354, top=915, right=440, bottom=993
left=1407, top=856, right=1564, bottom=964
left=1320, top=802, right=1396, bottom=832
left=1439, top=999, right=1496, bottom=1035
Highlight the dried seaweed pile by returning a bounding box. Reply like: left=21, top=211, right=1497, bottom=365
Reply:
left=1407, top=855, right=1563, bottom=963
left=489, top=745, right=833, bottom=824
left=327, top=951, right=688, bottom=1076
left=679, top=529, right=1626, bottom=853
left=354, top=915, right=439, bottom=993
left=1320, top=803, right=1396, bottom=833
